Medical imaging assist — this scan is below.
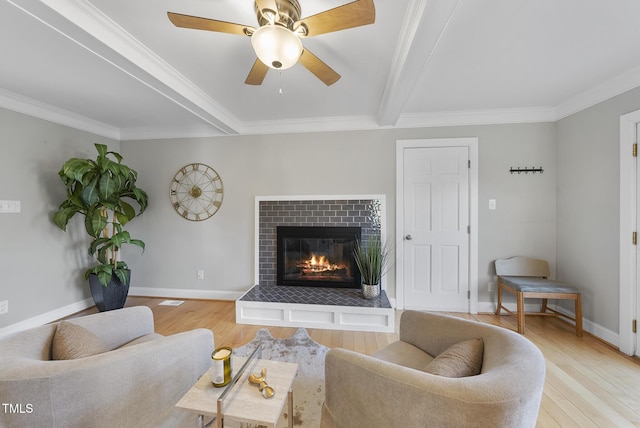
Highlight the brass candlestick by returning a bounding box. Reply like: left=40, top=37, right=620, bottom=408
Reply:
left=248, top=368, right=275, bottom=399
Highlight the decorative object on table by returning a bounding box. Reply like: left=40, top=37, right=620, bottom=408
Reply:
left=249, top=368, right=276, bottom=399
left=353, top=235, right=391, bottom=300
left=170, top=162, right=224, bottom=221
left=211, top=346, right=233, bottom=387
left=167, top=0, right=375, bottom=86
left=234, top=327, right=328, bottom=428
left=52, top=143, right=148, bottom=311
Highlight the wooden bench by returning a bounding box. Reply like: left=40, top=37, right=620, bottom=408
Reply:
left=495, top=256, right=583, bottom=336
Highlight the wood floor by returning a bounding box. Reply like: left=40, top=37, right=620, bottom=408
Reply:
left=71, top=296, right=640, bottom=427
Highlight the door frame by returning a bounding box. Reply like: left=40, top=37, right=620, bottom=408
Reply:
left=619, top=110, right=640, bottom=356
left=395, top=138, right=479, bottom=312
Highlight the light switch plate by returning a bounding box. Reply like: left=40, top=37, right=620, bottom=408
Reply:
left=0, top=200, right=20, bottom=213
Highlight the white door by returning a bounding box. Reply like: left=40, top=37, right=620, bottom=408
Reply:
left=402, top=146, right=470, bottom=311
left=636, top=122, right=640, bottom=357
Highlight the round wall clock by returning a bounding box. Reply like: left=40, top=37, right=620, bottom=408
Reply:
left=170, top=163, right=224, bottom=221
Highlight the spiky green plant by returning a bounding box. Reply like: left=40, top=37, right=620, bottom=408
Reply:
left=353, top=236, right=391, bottom=285
left=52, top=143, right=148, bottom=287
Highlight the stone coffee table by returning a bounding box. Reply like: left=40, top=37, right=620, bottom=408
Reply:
left=176, top=348, right=298, bottom=428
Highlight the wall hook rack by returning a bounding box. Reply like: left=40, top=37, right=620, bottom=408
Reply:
left=510, top=167, right=544, bottom=174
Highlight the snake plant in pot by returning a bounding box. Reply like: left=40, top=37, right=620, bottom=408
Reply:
left=52, top=143, right=148, bottom=311
left=353, top=236, right=391, bottom=299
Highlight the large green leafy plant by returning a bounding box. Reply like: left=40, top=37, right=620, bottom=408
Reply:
left=53, top=143, right=148, bottom=287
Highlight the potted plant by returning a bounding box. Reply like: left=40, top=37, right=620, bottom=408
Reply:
left=353, top=236, right=391, bottom=299
left=52, top=143, right=148, bottom=311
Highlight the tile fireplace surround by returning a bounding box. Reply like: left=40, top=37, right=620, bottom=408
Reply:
left=235, top=196, right=395, bottom=332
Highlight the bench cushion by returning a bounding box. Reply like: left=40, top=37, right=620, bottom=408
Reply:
left=500, top=276, right=580, bottom=294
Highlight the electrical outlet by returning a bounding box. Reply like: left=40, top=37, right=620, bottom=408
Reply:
left=0, top=300, right=8, bottom=314
left=197, top=270, right=204, bottom=280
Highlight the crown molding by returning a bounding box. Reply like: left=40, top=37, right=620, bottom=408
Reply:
left=239, top=114, right=384, bottom=136
left=0, top=88, right=120, bottom=140
left=396, top=107, right=557, bottom=128
left=555, top=65, right=640, bottom=120
left=119, top=124, right=228, bottom=142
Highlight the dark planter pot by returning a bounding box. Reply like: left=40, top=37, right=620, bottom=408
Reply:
left=88, top=270, right=131, bottom=312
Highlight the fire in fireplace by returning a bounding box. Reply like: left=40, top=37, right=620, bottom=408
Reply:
left=277, top=226, right=361, bottom=288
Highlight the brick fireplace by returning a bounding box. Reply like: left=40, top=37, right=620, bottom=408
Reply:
left=235, top=195, right=394, bottom=332
left=257, top=198, right=380, bottom=286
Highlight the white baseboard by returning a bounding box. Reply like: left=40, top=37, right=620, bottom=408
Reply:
left=0, top=287, right=242, bottom=339
left=129, top=287, right=244, bottom=301
left=477, top=300, right=619, bottom=348
left=0, top=298, right=94, bottom=338
left=551, top=305, right=619, bottom=347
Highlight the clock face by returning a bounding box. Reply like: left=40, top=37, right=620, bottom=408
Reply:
left=170, top=163, right=224, bottom=221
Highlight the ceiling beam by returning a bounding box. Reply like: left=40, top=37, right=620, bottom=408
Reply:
left=8, top=0, right=241, bottom=135
left=376, top=0, right=461, bottom=126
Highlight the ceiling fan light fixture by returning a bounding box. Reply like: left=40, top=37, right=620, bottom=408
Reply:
left=251, top=25, right=302, bottom=70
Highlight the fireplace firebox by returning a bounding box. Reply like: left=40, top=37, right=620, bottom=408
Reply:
left=277, top=226, right=361, bottom=288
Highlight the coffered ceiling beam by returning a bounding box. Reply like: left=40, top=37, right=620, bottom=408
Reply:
left=8, top=0, right=241, bottom=135
left=376, top=0, right=461, bottom=126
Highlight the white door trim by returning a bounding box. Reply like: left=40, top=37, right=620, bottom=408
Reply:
left=395, top=138, right=479, bottom=313
left=619, top=110, right=640, bottom=356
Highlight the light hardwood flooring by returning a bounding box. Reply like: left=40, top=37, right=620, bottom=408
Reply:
left=70, top=296, right=640, bottom=427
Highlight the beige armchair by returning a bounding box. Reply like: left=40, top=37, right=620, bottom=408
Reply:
left=321, top=311, right=546, bottom=428
left=0, top=306, right=214, bottom=428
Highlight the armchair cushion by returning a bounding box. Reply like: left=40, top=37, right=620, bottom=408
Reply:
left=424, top=338, right=484, bottom=377
left=373, top=341, right=434, bottom=371
left=52, top=321, right=108, bottom=360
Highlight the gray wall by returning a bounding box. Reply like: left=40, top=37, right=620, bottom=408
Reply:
left=120, top=123, right=557, bottom=309
left=556, top=86, right=640, bottom=332
left=0, top=107, right=117, bottom=329
left=6, top=88, right=632, bottom=335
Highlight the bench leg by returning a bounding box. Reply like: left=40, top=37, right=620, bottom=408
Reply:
left=495, top=281, right=503, bottom=315
left=541, top=298, right=548, bottom=313
left=575, top=294, right=583, bottom=337
left=517, top=291, right=525, bottom=334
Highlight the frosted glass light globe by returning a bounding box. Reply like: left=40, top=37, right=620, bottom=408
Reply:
left=251, top=25, right=303, bottom=70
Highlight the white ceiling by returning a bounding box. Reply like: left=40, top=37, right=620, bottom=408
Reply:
left=2, top=0, right=640, bottom=140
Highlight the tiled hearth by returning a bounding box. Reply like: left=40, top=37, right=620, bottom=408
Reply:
left=235, top=195, right=395, bottom=333
left=236, top=284, right=395, bottom=332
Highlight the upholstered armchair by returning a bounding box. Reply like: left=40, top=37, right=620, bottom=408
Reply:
left=0, top=306, right=214, bottom=428
left=321, top=311, right=546, bottom=428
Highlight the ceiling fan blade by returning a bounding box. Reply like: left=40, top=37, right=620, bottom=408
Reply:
left=294, top=0, right=375, bottom=38
left=168, top=12, right=252, bottom=36
left=298, top=49, right=341, bottom=86
left=245, top=59, right=270, bottom=85
left=255, top=0, right=279, bottom=22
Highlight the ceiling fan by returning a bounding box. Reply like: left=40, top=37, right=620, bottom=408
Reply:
left=167, top=0, right=375, bottom=86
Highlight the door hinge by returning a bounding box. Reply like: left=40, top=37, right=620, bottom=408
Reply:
left=634, top=143, right=638, bottom=157
left=468, top=160, right=471, bottom=168
left=467, top=290, right=471, bottom=299
left=467, top=225, right=470, bottom=234
left=633, top=319, right=637, bottom=334
left=634, top=232, right=637, bottom=245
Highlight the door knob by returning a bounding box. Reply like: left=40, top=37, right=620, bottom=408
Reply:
left=405, top=234, right=413, bottom=241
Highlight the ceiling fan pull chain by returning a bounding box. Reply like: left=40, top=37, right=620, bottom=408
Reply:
left=279, top=71, right=283, bottom=95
